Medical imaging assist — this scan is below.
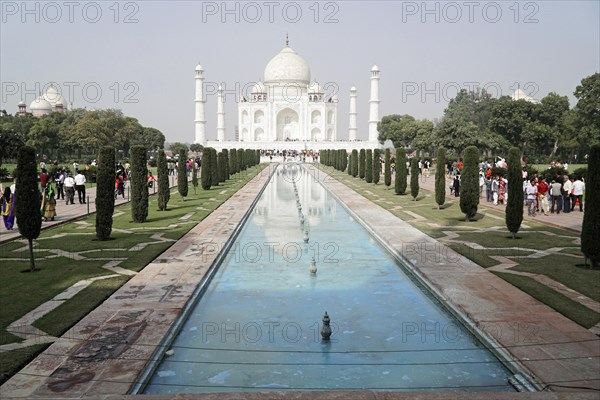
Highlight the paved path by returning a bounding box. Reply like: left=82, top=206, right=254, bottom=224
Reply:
left=0, top=176, right=179, bottom=243
left=416, top=173, right=583, bottom=232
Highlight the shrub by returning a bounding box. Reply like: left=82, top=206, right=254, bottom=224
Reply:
left=365, top=149, right=373, bottom=183
left=395, top=148, right=407, bottom=195
left=131, top=145, right=149, bottom=222
left=201, top=147, right=212, bottom=190
left=410, top=158, right=419, bottom=200
left=222, top=149, right=230, bottom=180
left=95, top=146, right=115, bottom=240
left=210, top=148, right=219, bottom=186
left=459, top=146, right=480, bottom=221
left=582, top=144, right=600, bottom=268
left=229, top=148, right=237, bottom=175
left=351, top=150, right=358, bottom=177
left=177, top=148, right=189, bottom=199
left=16, top=146, right=41, bottom=271
left=435, top=147, right=446, bottom=209
left=506, top=147, right=524, bottom=237
left=373, top=149, right=381, bottom=184
left=359, top=149, right=366, bottom=179
left=157, top=149, right=170, bottom=210
left=218, top=152, right=226, bottom=183
left=384, top=149, right=391, bottom=187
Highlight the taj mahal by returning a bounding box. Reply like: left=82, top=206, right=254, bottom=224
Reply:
left=195, top=38, right=380, bottom=151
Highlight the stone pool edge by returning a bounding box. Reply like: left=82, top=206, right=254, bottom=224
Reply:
left=0, top=164, right=277, bottom=399
left=306, top=164, right=600, bottom=393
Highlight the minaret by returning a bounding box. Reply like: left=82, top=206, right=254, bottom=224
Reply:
left=217, top=85, right=225, bottom=141
left=368, top=65, right=380, bottom=143
left=194, top=63, right=206, bottom=144
left=349, top=86, right=357, bottom=141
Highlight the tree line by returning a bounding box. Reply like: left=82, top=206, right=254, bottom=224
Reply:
left=0, top=108, right=165, bottom=168
left=377, top=73, right=599, bottom=162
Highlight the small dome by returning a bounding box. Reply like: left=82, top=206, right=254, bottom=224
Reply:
left=264, top=46, right=311, bottom=84
left=30, top=97, right=52, bottom=110
left=350, top=86, right=357, bottom=92
left=251, top=81, right=266, bottom=94
left=309, top=81, right=322, bottom=94
left=195, top=64, right=204, bottom=71
left=371, top=65, right=379, bottom=72
left=18, top=100, right=25, bottom=106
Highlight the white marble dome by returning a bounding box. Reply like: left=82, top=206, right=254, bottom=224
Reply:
left=264, top=46, right=310, bottom=84
left=29, top=97, right=52, bottom=111
left=42, top=86, right=68, bottom=107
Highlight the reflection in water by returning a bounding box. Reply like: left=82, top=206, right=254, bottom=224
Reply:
left=144, top=164, right=515, bottom=394
left=253, top=164, right=336, bottom=247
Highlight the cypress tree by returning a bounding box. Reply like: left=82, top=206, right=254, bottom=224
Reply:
left=237, top=148, right=243, bottom=172
left=359, top=149, right=366, bottom=179
left=384, top=148, right=391, bottom=187
left=95, top=146, right=115, bottom=240
left=435, top=147, right=446, bottom=210
left=459, top=146, right=480, bottom=221
left=230, top=148, right=237, bottom=175
left=191, top=161, right=198, bottom=194
left=15, top=145, right=41, bottom=272
left=222, top=149, right=230, bottom=180
left=373, top=149, right=381, bottom=184
left=131, top=145, right=149, bottom=222
left=351, top=149, right=358, bottom=177
left=410, top=157, right=419, bottom=201
left=256, top=149, right=261, bottom=165
left=210, top=148, right=219, bottom=186
left=177, top=148, right=189, bottom=200
left=201, top=147, right=212, bottom=190
left=395, top=148, right=407, bottom=195
left=365, top=149, right=373, bottom=183
left=582, top=144, right=600, bottom=268
left=157, top=149, right=170, bottom=210
left=218, top=152, right=226, bottom=182
left=505, top=147, right=524, bottom=237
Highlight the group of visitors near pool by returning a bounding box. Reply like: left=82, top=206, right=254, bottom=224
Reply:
left=448, top=158, right=585, bottom=218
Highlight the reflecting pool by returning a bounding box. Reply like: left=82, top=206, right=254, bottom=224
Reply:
left=143, top=164, right=515, bottom=393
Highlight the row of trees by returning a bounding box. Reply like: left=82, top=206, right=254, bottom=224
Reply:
left=0, top=108, right=165, bottom=167
left=378, top=73, right=600, bottom=162
left=14, top=143, right=263, bottom=271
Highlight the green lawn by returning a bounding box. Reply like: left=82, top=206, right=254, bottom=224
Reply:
left=319, top=165, right=599, bottom=330
left=0, top=164, right=267, bottom=385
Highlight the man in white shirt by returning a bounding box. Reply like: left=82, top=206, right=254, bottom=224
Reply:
left=562, top=176, right=572, bottom=213
left=571, top=177, right=585, bottom=212
left=525, top=179, right=538, bottom=217
left=64, top=173, right=76, bottom=205
left=74, top=171, right=87, bottom=204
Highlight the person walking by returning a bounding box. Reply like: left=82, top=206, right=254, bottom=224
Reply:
left=64, top=172, right=76, bottom=205
left=525, top=178, right=538, bottom=217
left=571, top=176, right=585, bottom=212
left=491, top=175, right=499, bottom=205
left=42, top=184, right=57, bottom=221
left=55, top=169, right=65, bottom=200
left=562, top=175, right=572, bottom=213
left=0, top=187, right=16, bottom=230
left=74, top=170, right=87, bottom=204
left=550, top=179, right=562, bottom=214
left=537, top=177, right=549, bottom=216
left=39, top=168, right=50, bottom=191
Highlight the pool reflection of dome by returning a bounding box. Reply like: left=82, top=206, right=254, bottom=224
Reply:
left=252, top=165, right=334, bottom=247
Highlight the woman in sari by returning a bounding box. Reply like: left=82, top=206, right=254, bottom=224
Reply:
left=42, top=184, right=57, bottom=222
left=498, top=178, right=506, bottom=204
left=1, top=187, right=15, bottom=230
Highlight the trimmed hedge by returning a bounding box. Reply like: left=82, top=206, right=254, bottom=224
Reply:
left=131, top=145, right=149, bottom=222
left=95, top=146, right=115, bottom=240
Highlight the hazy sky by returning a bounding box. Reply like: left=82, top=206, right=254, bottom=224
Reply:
left=1, top=1, right=598, bottom=143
